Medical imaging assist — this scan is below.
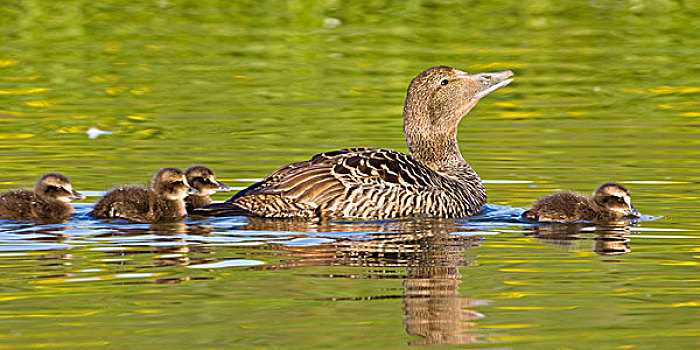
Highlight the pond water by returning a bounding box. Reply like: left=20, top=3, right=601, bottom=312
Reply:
left=1, top=1, right=698, bottom=349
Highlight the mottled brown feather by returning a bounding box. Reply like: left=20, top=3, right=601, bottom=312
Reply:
left=197, top=148, right=485, bottom=218
left=194, top=67, right=515, bottom=219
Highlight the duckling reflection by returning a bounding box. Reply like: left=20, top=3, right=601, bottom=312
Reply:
left=0, top=173, right=85, bottom=223
left=88, top=222, right=218, bottom=269
left=523, top=183, right=640, bottom=223
left=526, top=223, right=632, bottom=256
left=90, top=168, right=191, bottom=223
left=245, top=219, right=488, bottom=345
left=11, top=223, right=75, bottom=265
left=0, top=223, right=81, bottom=281
left=595, top=228, right=631, bottom=256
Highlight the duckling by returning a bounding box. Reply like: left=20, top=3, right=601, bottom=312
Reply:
left=522, top=183, right=640, bottom=223
left=0, top=173, right=85, bottom=222
left=195, top=66, right=515, bottom=219
left=90, top=168, right=191, bottom=223
left=184, top=165, right=231, bottom=212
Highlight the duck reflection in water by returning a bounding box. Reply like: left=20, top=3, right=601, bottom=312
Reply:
left=527, top=222, right=633, bottom=256
left=88, top=222, right=217, bottom=275
left=245, top=218, right=489, bottom=345
left=4, top=223, right=75, bottom=277
left=401, top=234, right=487, bottom=345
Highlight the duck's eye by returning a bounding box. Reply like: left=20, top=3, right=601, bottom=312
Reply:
left=440, top=79, right=449, bottom=86
left=607, top=196, right=624, bottom=204
left=172, top=181, right=185, bottom=186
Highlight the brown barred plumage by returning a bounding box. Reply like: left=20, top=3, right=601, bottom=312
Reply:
left=195, top=67, right=515, bottom=219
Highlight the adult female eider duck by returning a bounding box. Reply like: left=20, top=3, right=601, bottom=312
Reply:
left=195, top=66, right=514, bottom=219
left=184, top=165, right=230, bottom=213
left=522, top=182, right=640, bottom=223
left=0, top=173, right=85, bottom=221
left=90, top=168, right=192, bottom=223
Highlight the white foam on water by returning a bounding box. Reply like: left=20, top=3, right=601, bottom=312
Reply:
left=114, top=273, right=154, bottom=278
left=187, top=259, right=264, bottom=269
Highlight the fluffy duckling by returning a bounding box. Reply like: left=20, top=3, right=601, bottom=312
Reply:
left=522, top=183, right=640, bottom=223
left=184, top=166, right=230, bottom=213
left=90, top=168, right=191, bottom=223
left=0, top=173, right=84, bottom=222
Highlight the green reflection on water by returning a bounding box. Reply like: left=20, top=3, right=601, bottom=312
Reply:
left=0, top=0, right=698, bottom=349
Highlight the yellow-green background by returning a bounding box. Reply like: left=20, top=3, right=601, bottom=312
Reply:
left=0, top=1, right=698, bottom=349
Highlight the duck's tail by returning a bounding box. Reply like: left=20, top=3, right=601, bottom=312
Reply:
left=190, top=202, right=255, bottom=217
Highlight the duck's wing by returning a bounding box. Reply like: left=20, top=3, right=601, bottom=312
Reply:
left=194, top=148, right=446, bottom=218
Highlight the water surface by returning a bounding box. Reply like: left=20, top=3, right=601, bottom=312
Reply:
left=0, top=1, right=698, bottom=349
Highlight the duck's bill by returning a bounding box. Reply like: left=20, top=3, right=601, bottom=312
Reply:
left=71, top=191, right=86, bottom=200
left=188, top=188, right=199, bottom=195
left=215, top=182, right=232, bottom=192
left=627, top=206, right=641, bottom=218
left=472, top=78, right=514, bottom=100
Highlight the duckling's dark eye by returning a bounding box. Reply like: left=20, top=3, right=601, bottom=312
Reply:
left=440, top=79, right=449, bottom=86
left=173, top=181, right=185, bottom=186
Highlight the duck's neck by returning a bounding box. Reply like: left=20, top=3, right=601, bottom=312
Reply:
left=406, top=130, right=466, bottom=172
left=403, top=103, right=468, bottom=175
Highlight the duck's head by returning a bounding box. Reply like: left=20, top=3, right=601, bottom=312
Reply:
left=593, top=183, right=640, bottom=218
left=35, top=173, right=85, bottom=203
left=185, top=165, right=231, bottom=197
left=150, top=168, right=191, bottom=200
left=403, top=66, right=513, bottom=163
left=404, top=66, right=513, bottom=134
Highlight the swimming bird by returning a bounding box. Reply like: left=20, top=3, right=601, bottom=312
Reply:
left=195, top=66, right=514, bottom=219
left=522, top=182, right=640, bottom=223
left=184, top=165, right=231, bottom=213
left=90, top=168, right=191, bottom=223
left=0, top=173, right=85, bottom=222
